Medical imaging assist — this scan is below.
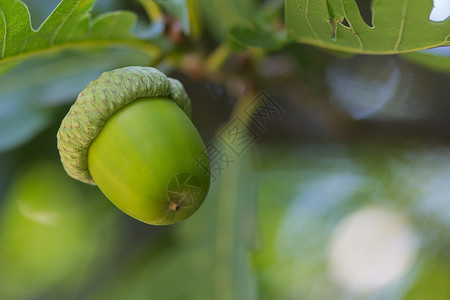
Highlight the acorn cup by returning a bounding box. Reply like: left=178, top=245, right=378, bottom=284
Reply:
left=57, top=67, right=210, bottom=225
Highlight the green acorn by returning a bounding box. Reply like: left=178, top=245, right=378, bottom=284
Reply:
left=57, top=67, right=210, bottom=225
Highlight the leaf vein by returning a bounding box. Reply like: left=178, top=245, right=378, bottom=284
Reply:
left=64, top=19, right=80, bottom=43
left=305, top=0, right=320, bottom=41
left=394, top=0, right=409, bottom=51
left=288, top=0, right=449, bottom=54
left=19, top=27, right=29, bottom=54
left=340, top=0, right=363, bottom=50
left=0, top=6, right=6, bottom=59
left=50, top=0, right=83, bottom=46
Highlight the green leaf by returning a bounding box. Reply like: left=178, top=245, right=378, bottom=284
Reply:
left=286, top=0, right=450, bottom=54
left=0, top=0, right=30, bottom=57
left=0, top=0, right=162, bottom=151
left=89, top=11, right=137, bottom=40
left=0, top=0, right=159, bottom=69
left=24, top=0, right=97, bottom=48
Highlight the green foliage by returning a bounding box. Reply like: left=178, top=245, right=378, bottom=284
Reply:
left=0, top=0, right=159, bottom=152
left=286, top=0, right=450, bottom=54
left=0, top=0, right=157, bottom=70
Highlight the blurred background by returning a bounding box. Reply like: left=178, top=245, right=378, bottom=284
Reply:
left=0, top=0, right=450, bottom=299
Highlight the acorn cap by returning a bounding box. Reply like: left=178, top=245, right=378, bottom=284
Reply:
left=57, top=66, right=192, bottom=185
